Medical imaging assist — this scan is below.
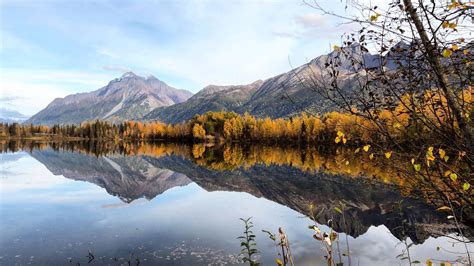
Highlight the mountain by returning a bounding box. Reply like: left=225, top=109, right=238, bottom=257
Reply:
left=0, top=108, right=29, bottom=123
left=147, top=41, right=466, bottom=124
left=145, top=43, right=385, bottom=123
left=30, top=148, right=192, bottom=203
left=145, top=80, right=263, bottom=123
left=26, top=72, right=193, bottom=125
left=28, top=41, right=435, bottom=125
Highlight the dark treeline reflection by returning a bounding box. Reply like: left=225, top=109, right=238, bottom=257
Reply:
left=2, top=139, right=469, bottom=198
left=1, top=139, right=412, bottom=185
left=2, top=139, right=472, bottom=242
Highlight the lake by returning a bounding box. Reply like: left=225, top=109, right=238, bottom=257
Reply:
left=0, top=141, right=472, bottom=265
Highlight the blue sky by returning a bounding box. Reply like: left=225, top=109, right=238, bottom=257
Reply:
left=1, top=0, right=363, bottom=115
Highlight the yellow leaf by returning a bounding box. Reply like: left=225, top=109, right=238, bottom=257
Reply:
left=414, top=164, right=421, bottom=172
left=312, top=226, right=321, bottom=234
left=370, top=13, right=380, bottom=22
left=463, top=183, right=471, bottom=191
left=393, top=122, right=401, bottom=129
left=337, top=130, right=344, bottom=137
left=449, top=23, right=457, bottom=29
left=442, top=49, right=453, bottom=57
left=275, top=258, right=284, bottom=266
left=451, top=44, right=459, bottom=51
left=345, top=160, right=349, bottom=165
left=411, top=158, right=415, bottom=164
left=438, top=148, right=446, bottom=159
left=385, top=151, right=392, bottom=159
left=444, top=156, right=450, bottom=162
left=354, top=148, right=360, bottom=153
left=444, top=170, right=452, bottom=177
left=426, top=147, right=435, bottom=161
left=342, top=137, right=347, bottom=144
left=369, top=153, right=374, bottom=160
left=363, top=145, right=370, bottom=152
left=426, top=259, right=433, bottom=266
left=335, top=136, right=341, bottom=144
left=464, top=49, right=469, bottom=55
left=442, top=21, right=449, bottom=28
left=449, top=173, right=458, bottom=181
left=448, top=1, right=461, bottom=10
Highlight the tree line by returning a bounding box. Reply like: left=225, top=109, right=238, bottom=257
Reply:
left=1, top=88, right=470, bottom=149
left=0, top=110, right=411, bottom=144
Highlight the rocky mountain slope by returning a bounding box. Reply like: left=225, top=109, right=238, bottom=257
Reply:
left=144, top=80, right=263, bottom=123
left=26, top=72, right=193, bottom=125
left=145, top=43, right=394, bottom=123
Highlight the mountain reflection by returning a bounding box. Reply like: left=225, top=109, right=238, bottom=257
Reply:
left=30, top=149, right=191, bottom=203
left=2, top=140, right=471, bottom=244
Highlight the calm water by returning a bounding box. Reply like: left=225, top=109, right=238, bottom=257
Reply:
left=0, top=142, right=472, bottom=265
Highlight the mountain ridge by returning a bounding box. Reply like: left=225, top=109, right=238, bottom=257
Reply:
left=27, top=41, right=427, bottom=125
left=26, top=72, right=193, bottom=125
left=145, top=42, right=404, bottom=123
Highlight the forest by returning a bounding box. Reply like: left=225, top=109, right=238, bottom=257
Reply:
left=1, top=87, right=471, bottom=147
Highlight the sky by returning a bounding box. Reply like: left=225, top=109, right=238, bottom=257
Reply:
left=0, top=0, right=370, bottom=116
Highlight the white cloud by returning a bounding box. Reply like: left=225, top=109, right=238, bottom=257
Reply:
left=1, top=80, right=67, bottom=116
left=81, top=1, right=307, bottom=89
left=102, top=65, right=132, bottom=73
left=97, top=48, right=116, bottom=58
left=296, top=13, right=326, bottom=28
left=0, top=68, right=116, bottom=115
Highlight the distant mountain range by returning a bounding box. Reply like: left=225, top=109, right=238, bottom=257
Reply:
left=26, top=42, right=427, bottom=125
left=143, top=42, right=385, bottom=123
left=0, top=108, right=29, bottom=123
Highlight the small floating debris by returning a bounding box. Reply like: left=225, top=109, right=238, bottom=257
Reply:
left=87, top=250, right=95, bottom=263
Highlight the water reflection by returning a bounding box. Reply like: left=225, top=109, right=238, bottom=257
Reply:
left=0, top=141, right=472, bottom=265
left=30, top=148, right=191, bottom=203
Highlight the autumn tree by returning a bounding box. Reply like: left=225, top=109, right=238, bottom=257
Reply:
left=192, top=124, right=206, bottom=140
left=303, top=0, right=473, bottom=161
